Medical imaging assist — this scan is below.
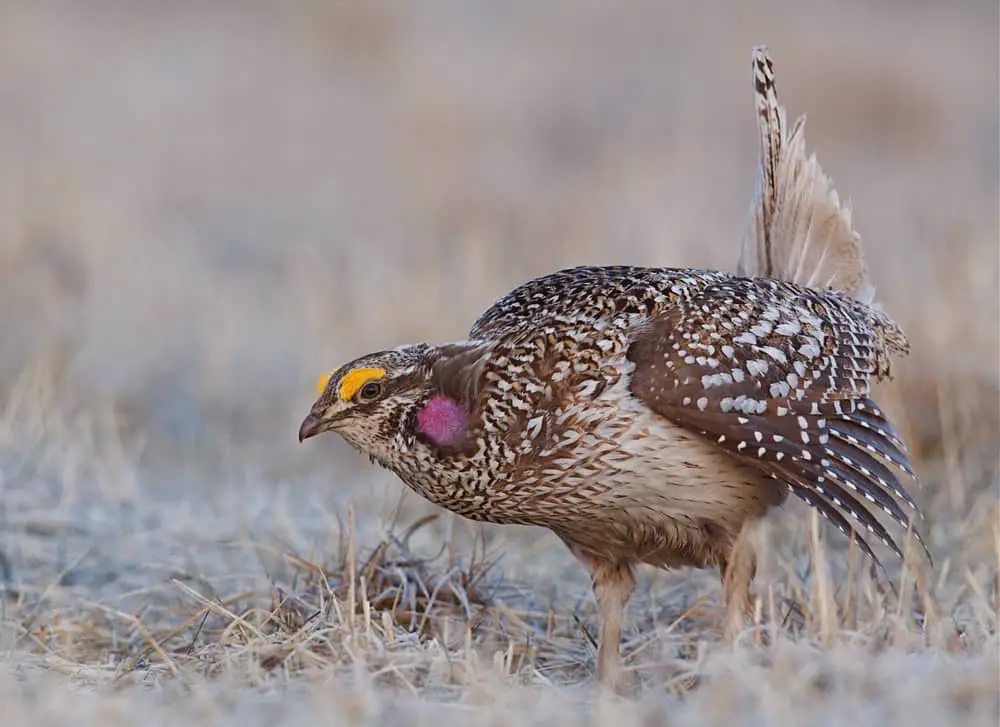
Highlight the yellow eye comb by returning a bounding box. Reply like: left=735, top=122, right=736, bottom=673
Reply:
left=315, top=367, right=340, bottom=397
left=338, top=367, right=386, bottom=401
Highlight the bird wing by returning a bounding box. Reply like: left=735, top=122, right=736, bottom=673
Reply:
left=738, top=46, right=876, bottom=305
left=627, top=277, right=926, bottom=567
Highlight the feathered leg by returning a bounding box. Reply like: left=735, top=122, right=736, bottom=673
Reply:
left=587, top=559, right=636, bottom=694
left=719, top=521, right=759, bottom=643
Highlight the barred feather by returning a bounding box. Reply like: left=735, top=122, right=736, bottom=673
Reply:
left=738, top=46, right=876, bottom=304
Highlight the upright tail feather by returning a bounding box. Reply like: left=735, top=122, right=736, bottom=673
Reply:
left=738, top=46, right=876, bottom=305
left=732, top=47, right=930, bottom=571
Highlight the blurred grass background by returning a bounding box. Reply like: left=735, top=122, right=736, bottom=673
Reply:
left=0, top=1, right=996, bottom=724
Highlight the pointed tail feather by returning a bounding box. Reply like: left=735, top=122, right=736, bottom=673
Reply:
left=738, top=46, right=876, bottom=305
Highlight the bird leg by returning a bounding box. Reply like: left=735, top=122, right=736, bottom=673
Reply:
left=719, top=522, right=758, bottom=643
left=588, top=559, right=636, bottom=694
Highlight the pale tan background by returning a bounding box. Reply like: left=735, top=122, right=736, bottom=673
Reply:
left=0, top=1, right=997, bottom=724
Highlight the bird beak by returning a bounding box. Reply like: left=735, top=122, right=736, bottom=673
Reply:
left=298, top=413, right=323, bottom=442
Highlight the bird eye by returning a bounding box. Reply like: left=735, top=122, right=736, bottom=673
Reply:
left=358, top=381, right=382, bottom=402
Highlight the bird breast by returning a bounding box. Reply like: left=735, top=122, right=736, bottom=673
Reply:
left=393, top=351, right=780, bottom=547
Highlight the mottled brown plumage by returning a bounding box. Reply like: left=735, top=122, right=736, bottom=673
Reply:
left=298, top=48, right=928, bottom=693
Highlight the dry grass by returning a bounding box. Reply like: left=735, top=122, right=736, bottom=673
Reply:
left=0, top=1, right=997, bottom=724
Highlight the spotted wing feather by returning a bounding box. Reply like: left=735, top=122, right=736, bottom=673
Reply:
left=627, top=276, right=928, bottom=565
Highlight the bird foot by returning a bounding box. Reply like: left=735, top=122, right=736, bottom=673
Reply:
left=598, top=669, right=640, bottom=698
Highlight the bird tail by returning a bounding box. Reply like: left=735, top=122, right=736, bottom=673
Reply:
left=737, top=46, right=876, bottom=306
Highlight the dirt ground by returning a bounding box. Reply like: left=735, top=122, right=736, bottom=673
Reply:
left=0, top=2, right=996, bottom=725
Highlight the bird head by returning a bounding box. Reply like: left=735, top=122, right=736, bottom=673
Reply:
left=298, top=342, right=478, bottom=470
left=298, top=345, right=431, bottom=458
